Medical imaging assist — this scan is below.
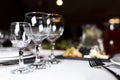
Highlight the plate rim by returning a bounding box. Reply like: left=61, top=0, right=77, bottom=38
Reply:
left=110, top=58, right=120, bottom=65
left=0, top=53, right=35, bottom=62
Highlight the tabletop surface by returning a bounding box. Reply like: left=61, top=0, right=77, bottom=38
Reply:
left=0, top=59, right=120, bottom=80
left=0, top=49, right=120, bottom=80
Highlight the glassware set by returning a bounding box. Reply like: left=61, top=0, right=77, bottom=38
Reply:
left=9, top=12, right=64, bottom=74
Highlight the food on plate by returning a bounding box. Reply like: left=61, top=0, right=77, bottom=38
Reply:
left=63, top=47, right=82, bottom=58
left=89, top=47, right=109, bottom=59
left=63, top=46, right=109, bottom=59
left=79, top=47, right=91, bottom=55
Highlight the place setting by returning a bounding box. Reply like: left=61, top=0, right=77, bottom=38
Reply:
left=1, top=1, right=120, bottom=80
left=0, top=12, right=120, bottom=77
left=0, top=10, right=119, bottom=80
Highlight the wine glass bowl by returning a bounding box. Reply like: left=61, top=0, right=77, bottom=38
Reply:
left=47, top=13, right=64, bottom=64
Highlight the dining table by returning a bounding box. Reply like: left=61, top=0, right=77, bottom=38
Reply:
left=0, top=49, right=120, bottom=80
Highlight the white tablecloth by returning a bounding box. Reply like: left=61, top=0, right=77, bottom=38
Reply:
left=0, top=49, right=120, bottom=80
left=0, top=59, right=119, bottom=80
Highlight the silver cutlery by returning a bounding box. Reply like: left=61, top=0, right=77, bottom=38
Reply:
left=89, top=58, right=120, bottom=80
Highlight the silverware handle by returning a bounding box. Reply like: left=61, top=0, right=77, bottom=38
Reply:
left=102, top=66, right=120, bottom=80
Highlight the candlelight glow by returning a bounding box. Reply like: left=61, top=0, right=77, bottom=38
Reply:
left=56, top=0, right=63, bottom=6
left=109, top=18, right=120, bottom=24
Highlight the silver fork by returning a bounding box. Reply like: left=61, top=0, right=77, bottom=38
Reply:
left=89, top=58, right=120, bottom=80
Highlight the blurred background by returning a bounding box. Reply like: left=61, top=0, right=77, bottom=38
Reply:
left=1, top=0, right=120, bottom=40
left=1, top=0, right=120, bottom=55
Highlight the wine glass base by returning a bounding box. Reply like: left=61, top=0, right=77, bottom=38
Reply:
left=29, top=61, right=46, bottom=69
left=46, top=59, right=61, bottom=64
left=11, top=67, right=33, bottom=74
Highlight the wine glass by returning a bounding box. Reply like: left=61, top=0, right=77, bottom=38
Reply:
left=47, top=13, right=64, bottom=64
left=0, top=30, right=10, bottom=46
left=24, top=12, right=50, bottom=69
left=10, top=22, right=32, bottom=74
left=0, top=30, right=6, bottom=47
left=0, top=31, right=12, bottom=47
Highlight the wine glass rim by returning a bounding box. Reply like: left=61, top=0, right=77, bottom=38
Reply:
left=11, top=22, right=31, bottom=25
left=25, top=12, right=49, bottom=18
left=48, top=13, right=63, bottom=17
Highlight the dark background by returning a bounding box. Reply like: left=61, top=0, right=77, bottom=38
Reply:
left=1, top=0, right=120, bottom=40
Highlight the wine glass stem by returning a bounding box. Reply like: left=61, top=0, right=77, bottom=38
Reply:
left=50, top=42, right=55, bottom=59
left=19, top=50, right=24, bottom=68
left=35, top=44, right=41, bottom=63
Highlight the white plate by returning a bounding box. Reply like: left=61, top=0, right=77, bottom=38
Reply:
left=31, top=49, right=65, bottom=56
left=110, top=54, right=120, bottom=65
left=0, top=47, right=31, bottom=58
left=0, top=47, right=35, bottom=62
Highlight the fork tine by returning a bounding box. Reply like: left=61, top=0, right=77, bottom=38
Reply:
left=92, top=58, right=98, bottom=67
left=93, top=58, right=98, bottom=66
left=89, top=58, right=96, bottom=67
left=89, top=59, right=92, bottom=67
left=93, top=58, right=104, bottom=66
left=89, top=58, right=99, bottom=68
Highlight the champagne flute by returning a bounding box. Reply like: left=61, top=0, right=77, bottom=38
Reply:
left=47, top=13, right=64, bottom=64
left=10, top=22, right=32, bottom=74
left=25, top=12, right=50, bottom=69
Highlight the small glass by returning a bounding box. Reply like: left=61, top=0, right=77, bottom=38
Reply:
left=10, top=22, right=32, bottom=74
